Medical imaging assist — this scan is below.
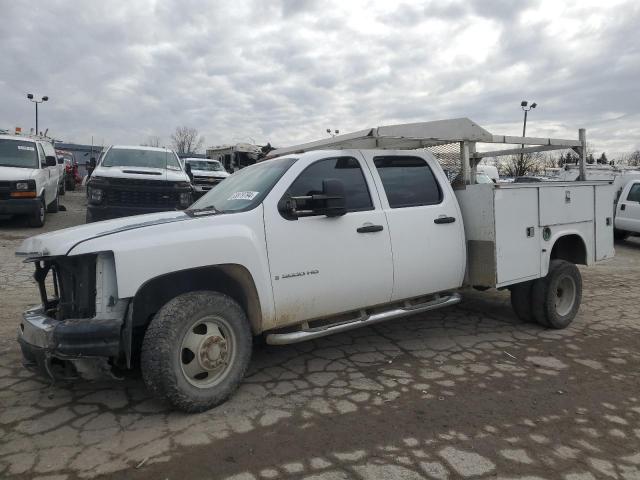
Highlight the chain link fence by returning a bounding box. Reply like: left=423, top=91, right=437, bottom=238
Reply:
left=425, top=142, right=462, bottom=183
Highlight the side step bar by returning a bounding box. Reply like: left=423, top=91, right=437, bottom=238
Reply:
left=266, top=292, right=461, bottom=345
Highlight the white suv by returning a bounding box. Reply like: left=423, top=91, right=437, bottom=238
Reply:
left=0, top=134, right=61, bottom=227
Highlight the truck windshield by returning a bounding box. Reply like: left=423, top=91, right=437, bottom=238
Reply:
left=0, top=139, right=38, bottom=169
left=187, top=160, right=224, bottom=171
left=189, top=157, right=297, bottom=213
left=102, top=148, right=182, bottom=170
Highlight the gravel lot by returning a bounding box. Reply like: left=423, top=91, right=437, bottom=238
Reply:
left=1, top=191, right=639, bottom=480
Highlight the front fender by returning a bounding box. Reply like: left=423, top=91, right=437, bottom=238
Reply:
left=69, top=206, right=275, bottom=325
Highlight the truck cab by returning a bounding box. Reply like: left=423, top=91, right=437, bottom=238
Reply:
left=183, top=157, right=230, bottom=198
left=85, top=145, right=194, bottom=222
left=614, top=179, right=640, bottom=238
left=0, top=134, right=61, bottom=227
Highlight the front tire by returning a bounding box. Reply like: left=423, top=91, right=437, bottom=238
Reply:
left=141, top=291, right=252, bottom=412
left=47, top=193, right=59, bottom=213
left=28, top=197, right=46, bottom=227
left=531, top=260, right=582, bottom=329
left=614, top=229, right=628, bottom=241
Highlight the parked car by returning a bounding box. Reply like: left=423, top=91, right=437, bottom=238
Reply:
left=183, top=158, right=230, bottom=198
left=614, top=179, right=640, bottom=239
left=0, top=134, right=61, bottom=227
left=85, top=145, right=194, bottom=222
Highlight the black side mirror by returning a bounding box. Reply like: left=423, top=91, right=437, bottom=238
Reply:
left=57, top=156, right=64, bottom=164
left=281, top=178, right=347, bottom=219
left=321, top=178, right=347, bottom=217
left=89, top=158, right=97, bottom=169
left=45, top=156, right=57, bottom=167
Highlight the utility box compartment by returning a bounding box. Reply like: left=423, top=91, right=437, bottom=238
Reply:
left=456, top=181, right=614, bottom=288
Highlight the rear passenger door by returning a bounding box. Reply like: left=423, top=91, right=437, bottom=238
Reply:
left=263, top=153, right=393, bottom=325
left=363, top=152, right=466, bottom=301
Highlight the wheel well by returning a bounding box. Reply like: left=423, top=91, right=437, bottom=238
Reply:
left=550, top=234, right=587, bottom=265
left=132, top=264, right=263, bottom=334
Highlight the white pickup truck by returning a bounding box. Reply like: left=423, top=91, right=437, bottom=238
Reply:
left=16, top=119, right=615, bottom=412
left=615, top=179, right=640, bottom=239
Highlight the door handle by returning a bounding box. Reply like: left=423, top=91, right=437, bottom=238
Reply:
left=434, top=216, right=456, bottom=224
left=357, top=224, right=384, bottom=233
left=621, top=204, right=626, bottom=211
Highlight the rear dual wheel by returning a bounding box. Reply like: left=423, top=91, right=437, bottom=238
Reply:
left=510, top=259, right=582, bottom=329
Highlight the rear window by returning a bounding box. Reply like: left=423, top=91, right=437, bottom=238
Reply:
left=374, top=156, right=443, bottom=208
left=0, top=139, right=38, bottom=169
left=102, top=148, right=182, bottom=170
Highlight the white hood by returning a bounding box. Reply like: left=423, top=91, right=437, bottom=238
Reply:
left=191, top=169, right=229, bottom=179
left=0, top=166, right=37, bottom=181
left=16, top=210, right=192, bottom=258
left=92, top=165, right=190, bottom=182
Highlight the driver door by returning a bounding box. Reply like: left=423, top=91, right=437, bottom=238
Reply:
left=263, top=154, right=393, bottom=327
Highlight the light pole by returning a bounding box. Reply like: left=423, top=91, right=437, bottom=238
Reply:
left=27, top=93, right=49, bottom=136
left=326, top=128, right=339, bottom=138
left=520, top=100, right=537, bottom=162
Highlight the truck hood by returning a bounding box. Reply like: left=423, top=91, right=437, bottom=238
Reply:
left=16, top=210, right=192, bottom=258
left=92, top=165, right=190, bottom=182
left=191, top=169, right=229, bottom=179
left=0, top=166, right=37, bottom=181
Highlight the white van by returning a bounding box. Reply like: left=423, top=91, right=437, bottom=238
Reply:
left=0, top=134, right=61, bottom=227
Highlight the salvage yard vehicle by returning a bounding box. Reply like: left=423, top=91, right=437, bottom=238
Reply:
left=85, top=145, right=194, bottom=222
left=16, top=118, right=614, bottom=412
left=0, top=133, right=61, bottom=227
left=614, top=179, right=640, bottom=239
left=183, top=157, right=230, bottom=198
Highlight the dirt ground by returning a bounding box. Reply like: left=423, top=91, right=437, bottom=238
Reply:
left=0, top=191, right=639, bottom=480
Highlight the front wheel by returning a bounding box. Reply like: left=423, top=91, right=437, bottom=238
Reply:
left=141, top=291, right=252, bottom=412
left=531, top=260, right=582, bottom=329
left=28, top=197, right=46, bottom=227
left=614, top=229, right=628, bottom=241
left=47, top=193, right=59, bottom=213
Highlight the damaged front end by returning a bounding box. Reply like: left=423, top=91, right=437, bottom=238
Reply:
left=17, top=252, right=130, bottom=381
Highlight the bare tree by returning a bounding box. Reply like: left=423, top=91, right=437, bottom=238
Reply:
left=499, top=153, right=542, bottom=177
left=141, top=135, right=162, bottom=148
left=171, top=127, right=204, bottom=155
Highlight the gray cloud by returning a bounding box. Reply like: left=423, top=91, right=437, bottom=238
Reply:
left=0, top=0, right=638, bottom=156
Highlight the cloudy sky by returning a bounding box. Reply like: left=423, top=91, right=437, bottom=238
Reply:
left=1, top=0, right=639, bottom=156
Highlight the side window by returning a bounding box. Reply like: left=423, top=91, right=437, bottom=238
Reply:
left=627, top=183, right=640, bottom=202
left=374, top=156, right=443, bottom=208
left=36, top=144, right=46, bottom=168
left=284, top=157, right=373, bottom=215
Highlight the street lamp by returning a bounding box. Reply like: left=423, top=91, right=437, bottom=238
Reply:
left=520, top=100, right=537, bottom=162
left=326, top=128, right=339, bottom=137
left=26, top=93, right=49, bottom=136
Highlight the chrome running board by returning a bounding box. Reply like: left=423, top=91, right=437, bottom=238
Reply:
left=266, top=292, right=461, bottom=345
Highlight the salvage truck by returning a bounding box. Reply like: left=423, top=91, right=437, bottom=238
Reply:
left=16, top=119, right=614, bottom=412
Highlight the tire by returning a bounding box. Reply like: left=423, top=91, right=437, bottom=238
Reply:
left=141, top=291, right=252, bottom=412
left=66, top=177, right=76, bottom=191
left=531, top=260, right=582, bottom=329
left=59, top=179, right=66, bottom=196
left=614, top=229, right=628, bottom=241
left=85, top=210, right=93, bottom=223
left=28, top=197, right=46, bottom=227
left=47, top=193, right=59, bottom=213
left=509, top=281, right=534, bottom=323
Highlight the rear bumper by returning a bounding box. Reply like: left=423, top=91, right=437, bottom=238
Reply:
left=18, top=306, right=123, bottom=380
left=87, top=204, right=184, bottom=222
left=0, top=198, right=40, bottom=216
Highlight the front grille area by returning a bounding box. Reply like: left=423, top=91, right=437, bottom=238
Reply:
left=105, top=188, right=180, bottom=207
left=193, top=176, right=222, bottom=186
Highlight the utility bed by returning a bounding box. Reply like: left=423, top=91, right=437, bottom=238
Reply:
left=456, top=181, right=615, bottom=288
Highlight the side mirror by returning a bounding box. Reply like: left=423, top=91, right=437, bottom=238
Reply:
left=45, top=156, right=57, bottom=167
left=89, top=158, right=97, bottom=169
left=184, top=163, right=193, bottom=181
left=280, top=178, right=347, bottom=219
left=57, top=156, right=65, bottom=164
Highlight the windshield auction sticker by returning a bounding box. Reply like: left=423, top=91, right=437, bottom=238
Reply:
left=228, top=191, right=259, bottom=201
left=18, top=146, right=35, bottom=151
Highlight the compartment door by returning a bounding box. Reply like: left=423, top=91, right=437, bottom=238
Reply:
left=495, top=188, right=540, bottom=285
left=595, top=184, right=615, bottom=260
